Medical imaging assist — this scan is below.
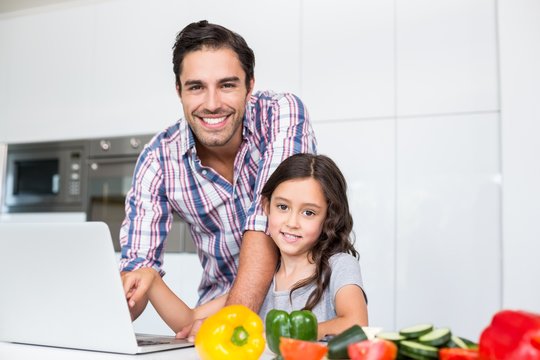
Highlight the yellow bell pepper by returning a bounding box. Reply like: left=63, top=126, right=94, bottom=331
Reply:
left=194, top=304, right=266, bottom=360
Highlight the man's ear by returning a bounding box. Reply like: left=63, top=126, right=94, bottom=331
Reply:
left=246, top=77, right=255, bottom=97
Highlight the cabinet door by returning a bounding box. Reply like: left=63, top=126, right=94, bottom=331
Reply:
left=396, top=112, right=501, bottom=339
left=302, top=0, right=395, bottom=122
left=396, top=0, right=498, bottom=116
left=313, top=119, right=396, bottom=331
left=0, top=6, right=94, bottom=143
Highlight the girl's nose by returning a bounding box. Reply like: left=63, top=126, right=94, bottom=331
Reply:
left=286, top=213, right=299, bottom=228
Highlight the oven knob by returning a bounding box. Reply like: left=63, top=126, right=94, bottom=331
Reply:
left=100, top=140, right=111, bottom=151
left=130, top=137, right=141, bottom=149
left=90, top=162, right=99, bottom=171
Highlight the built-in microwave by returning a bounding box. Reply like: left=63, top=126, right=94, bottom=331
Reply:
left=3, top=140, right=87, bottom=213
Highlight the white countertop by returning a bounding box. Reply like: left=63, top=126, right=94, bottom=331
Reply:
left=0, top=341, right=278, bottom=360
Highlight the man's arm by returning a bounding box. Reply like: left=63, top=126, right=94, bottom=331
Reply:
left=225, top=230, right=278, bottom=311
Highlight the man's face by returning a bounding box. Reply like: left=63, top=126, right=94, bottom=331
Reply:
left=177, top=47, right=254, bottom=151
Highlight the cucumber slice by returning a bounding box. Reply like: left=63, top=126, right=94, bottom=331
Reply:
left=399, top=324, right=434, bottom=339
left=376, top=331, right=406, bottom=344
left=446, top=335, right=469, bottom=349
left=399, top=347, right=433, bottom=360
left=400, top=340, right=439, bottom=359
left=418, top=327, right=452, bottom=346
left=460, top=336, right=479, bottom=349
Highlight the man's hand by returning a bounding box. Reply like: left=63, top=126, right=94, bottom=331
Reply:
left=121, top=268, right=156, bottom=320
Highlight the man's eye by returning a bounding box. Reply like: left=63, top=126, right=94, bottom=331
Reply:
left=222, top=83, right=236, bottom=89
left=188, top=85, right=202, bottom=91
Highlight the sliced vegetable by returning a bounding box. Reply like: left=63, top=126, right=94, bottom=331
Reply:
left=439, top=347, right=479, bottom=360
left=194, top=304, right=265, bottom=360
left=327, top=324, right=368, bottom=359
left=399, top=324, right=434, bottom=339
left=265, top=309, right=318, bottom=355
left=446, top=335, right=469, bottom=349
left=375, top=331, right=406, bottom=345
left=279, top=337, right=328, bottom=360
left=347, top=339, right=398, bottom=360
left=459, top=337, right=479, bottom=350
left=400, top=340, right=439, bottom=359
left=418, top=327, right=452, bottom=347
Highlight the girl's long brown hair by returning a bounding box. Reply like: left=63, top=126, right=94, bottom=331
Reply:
left=260, top=153, right=358, bottom=311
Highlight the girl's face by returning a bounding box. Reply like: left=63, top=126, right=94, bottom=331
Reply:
left=265, top=177, right=328, bottom=259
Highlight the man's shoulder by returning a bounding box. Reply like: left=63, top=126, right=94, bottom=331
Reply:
left=144, top=121, right=186, bottom=152
left=249, top=90, right=304, bottom=108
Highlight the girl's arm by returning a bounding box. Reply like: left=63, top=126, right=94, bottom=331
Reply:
left=135, top=268, right=195, bottom=333
left=317, top=284, right=368, bottom=339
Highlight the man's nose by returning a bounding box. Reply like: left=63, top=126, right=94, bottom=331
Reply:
left=204, top=88, right=222, bottom=112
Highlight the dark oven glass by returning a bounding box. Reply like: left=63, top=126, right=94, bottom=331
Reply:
left=87, top=158, right=195, bottom=253
left=14, top=159, right=59, bottom=195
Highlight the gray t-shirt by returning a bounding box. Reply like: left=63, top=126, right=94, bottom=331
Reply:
left=258, top=252, right=365, bottom=323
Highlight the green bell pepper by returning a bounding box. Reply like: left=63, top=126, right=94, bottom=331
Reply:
left=265, top=309, right=318, bottom=355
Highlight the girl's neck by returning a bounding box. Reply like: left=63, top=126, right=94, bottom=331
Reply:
left=274, top=253, right=316, bottom=291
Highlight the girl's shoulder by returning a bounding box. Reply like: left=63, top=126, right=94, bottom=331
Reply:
left=328, top=252, right=359, bottom=266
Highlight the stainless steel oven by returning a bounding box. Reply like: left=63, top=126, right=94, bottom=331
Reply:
left=86, top=135, right=195, bottom=253
left=3, top=140, right=86, bottom=213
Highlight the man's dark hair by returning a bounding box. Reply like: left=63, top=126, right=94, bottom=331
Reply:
left=172, top=20, right=255, bottom=91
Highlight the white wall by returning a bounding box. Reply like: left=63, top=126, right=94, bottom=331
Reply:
left=1, top=0, right=538, bottom=339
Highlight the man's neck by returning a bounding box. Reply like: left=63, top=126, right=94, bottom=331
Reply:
left=196, top=140, right=240, bottom=184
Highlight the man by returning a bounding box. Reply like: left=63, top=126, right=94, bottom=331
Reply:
left=119, top=20, right=317, bottom=330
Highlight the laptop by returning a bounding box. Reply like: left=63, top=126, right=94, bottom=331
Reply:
left=0, top=222, right=194, bottom=354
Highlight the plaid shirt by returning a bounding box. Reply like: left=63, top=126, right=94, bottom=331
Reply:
left=119, top=91, right=317, bottom=304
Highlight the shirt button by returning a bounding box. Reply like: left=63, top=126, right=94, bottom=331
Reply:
left=202, top=170, right=207, bottom=175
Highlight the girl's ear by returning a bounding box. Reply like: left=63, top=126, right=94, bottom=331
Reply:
left=262, top=197, right=270, bottom=216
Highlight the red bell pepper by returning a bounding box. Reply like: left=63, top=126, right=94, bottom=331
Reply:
left=279, top=337, right=328, bottom=360
left=347, top=339, right=397, bottom=360
left=479, top=309, right=540, bottom=360
left=440, top=348, right=479, bottom=360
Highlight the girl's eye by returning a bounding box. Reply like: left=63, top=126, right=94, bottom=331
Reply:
left=303, top=210, right=316, bottom=217
left=277, top=204, right=288, bottom=211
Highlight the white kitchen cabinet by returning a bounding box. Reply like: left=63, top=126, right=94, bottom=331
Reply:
left=302, top=0, right=395, bottom=122
left=395, top=112, right=501, bottom=339
left=498, top=0, right=540, bottom=312
left=0, top=5, right=95, bottom=143
left=396, top=0, right=499, bottom=116
left=313, top=119, right=396, bottom=331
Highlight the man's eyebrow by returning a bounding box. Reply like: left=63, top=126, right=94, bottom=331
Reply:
left=183, top=79, right=203, bottom=87
left=219, top=76, right=241, bottom=84
left=183, top=77, right=240, bottom=87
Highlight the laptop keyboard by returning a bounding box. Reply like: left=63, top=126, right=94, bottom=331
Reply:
left=137, top=339, right=172, bottom=346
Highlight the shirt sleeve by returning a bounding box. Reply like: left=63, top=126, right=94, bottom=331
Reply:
left=243, top=92, right=318, bottom=233
left=118, top=143, right=172, bottom=276
left=329, top=253, right=366, bottom=302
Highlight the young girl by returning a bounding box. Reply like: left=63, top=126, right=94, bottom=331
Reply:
left=123, top=153, right=368, bottom=339
left=258, top=153, right=368, bottom=338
